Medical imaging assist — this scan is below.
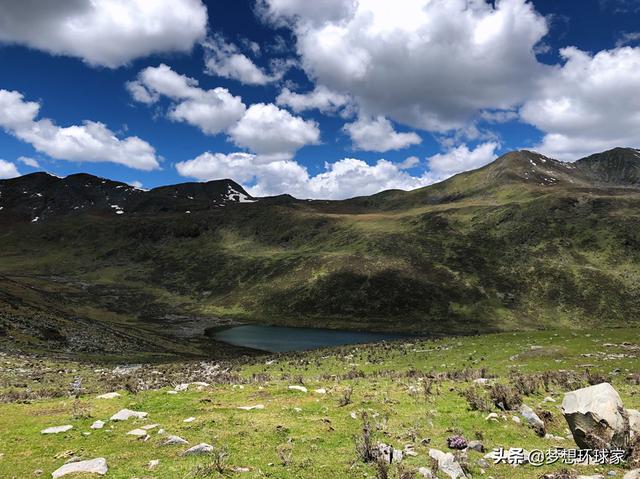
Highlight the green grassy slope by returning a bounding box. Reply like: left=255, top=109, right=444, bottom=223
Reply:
left=2, top=149, right=640, bottom=355
left=0, top=328, right=638, bottom=478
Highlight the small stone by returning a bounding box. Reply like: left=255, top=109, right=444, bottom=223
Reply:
left=34, top=469, right=43, bottom=476
left=148, top=459, right=159, bottom=470
left=418, top=467, right=435, bottom=478
left=485, top=413, right=499, bottom=421
left=166, top=390, right=178, bottom=395
left=543, top=396, right=556, bottom=403
left=41, top=425, right=73, bottom=434
left=376, top=443, right=403, bottom=464
left=51, top=458, right=107, bottom=478
left=141, top=424, right=158, bottom=430
left=127, top=428, right=148, bottom=437
left=315, top=388, right=327, bottom=394
left=237, top=404, right=264, bottom=410
left=288, top=385, right=308, bottom=393
left=96, top=392, right=120, bottom=399
left=520, top=404, right=545, bottom=433
left=182, top=443, right=214, bottom=456
left=512, top=416, right=521, bottom=424
left=467, top=440, right=484, bottom=453
left=90, top=421, right=105, bottom=430
left=623, top=470, right=640, bottom=479
left=110, top=409, right=147, bottom=421
left=183, top=417, right=196, bottom=423
left=163, top=435, right=189, bottom=446
left=429, top=448, right=467, bottom=479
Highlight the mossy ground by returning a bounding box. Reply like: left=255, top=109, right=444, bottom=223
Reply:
left=1, top=328, right=638, bottom=478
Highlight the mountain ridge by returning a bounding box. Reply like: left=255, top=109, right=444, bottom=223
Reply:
left=1, top=147, right=640, bottom=357
left=2, top=147, right=640, bottom=223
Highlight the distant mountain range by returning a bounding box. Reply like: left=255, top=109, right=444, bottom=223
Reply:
left=1, top=147, right=640, bottom=357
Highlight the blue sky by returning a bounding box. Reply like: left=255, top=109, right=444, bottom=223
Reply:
left=0, top=0, right=639, bottom=199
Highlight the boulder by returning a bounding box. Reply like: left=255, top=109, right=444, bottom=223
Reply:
left=429, top=448, right=467, bottom=479
left=562, top=383, right=630, bottom=449
left=52, top=458, right=107, bottom=478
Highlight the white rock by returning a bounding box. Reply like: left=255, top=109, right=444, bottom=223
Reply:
left=166, top=390, right=178, bottom=395
left=315, top=388, right=327, bottom=394
left=182, top=443, right=214, bottom=456
left=474, top=378, right=491, bottom=385
left=288, top=385, right=308, bottom=393
left=520, top=404, right=545, bottom=432
left=543, top=396, right=556, bottom=403
left=141, top=424, right=159, bottom=430
left=377, top=443, right=403, bottom=464
left=127, top=428, right=148, bottom=437
left=485, top=413, right=499, bottom=422
left=628, top=409, right=640, bottom=440
left=183, top=417, right=196, bottom=423
left=418, top=468, right=435, bottom=479
left=163, top=435, right=189, bottom=445
left=96, top=392, right=120, bottom=399
left=623, top=470, right=640, bottom=479
left=512, top=416, right=522, bottom=424
left=110, top=409, right=148, bottom=421
left=237, top=404, right=264, bottom=410
left=429, top=448, right=467, bottom=479
left=52, top=458, right=107, bottom=478
left=41, top=425, right=73, bottom=434
left=148, top=459, right=159, bottom=470
left=562, top=383, right=630, bottom=449
left=90, top=421, right=105, bottom=430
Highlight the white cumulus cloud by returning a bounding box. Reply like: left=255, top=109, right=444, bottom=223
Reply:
left=18, top=156, right=40, bottom=168
left=520, top=46, right=640, bottom=160
left=176, top=142, right=498, bottom=200
left=344, top=116, right=421, bottom=152
left=127, top=64, right=246, bottom=135
left=0, top=159, right=20, bottom=179
left=260, top=0, right=549, bottom=132
left=0, top=0, right=208, bottom=68
left=0, top=89, right=160, bottom=171
left=203, top=36, right=286, bottom=85
left=228, top=103, right=321, bottom=161
left=276, top=85, right=350, bottom=114
left=426, top=142, right=499, bottom=177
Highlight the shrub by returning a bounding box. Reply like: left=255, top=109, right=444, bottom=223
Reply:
left=489, top=383, right=522, bottom=411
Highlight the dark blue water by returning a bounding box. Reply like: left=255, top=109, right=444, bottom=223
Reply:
left=213, top=325, right=409, bottom=352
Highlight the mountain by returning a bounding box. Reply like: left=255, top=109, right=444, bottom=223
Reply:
left=0, top=173, right=255, bottom=224
left=1, top=147, right=640, bottom=358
